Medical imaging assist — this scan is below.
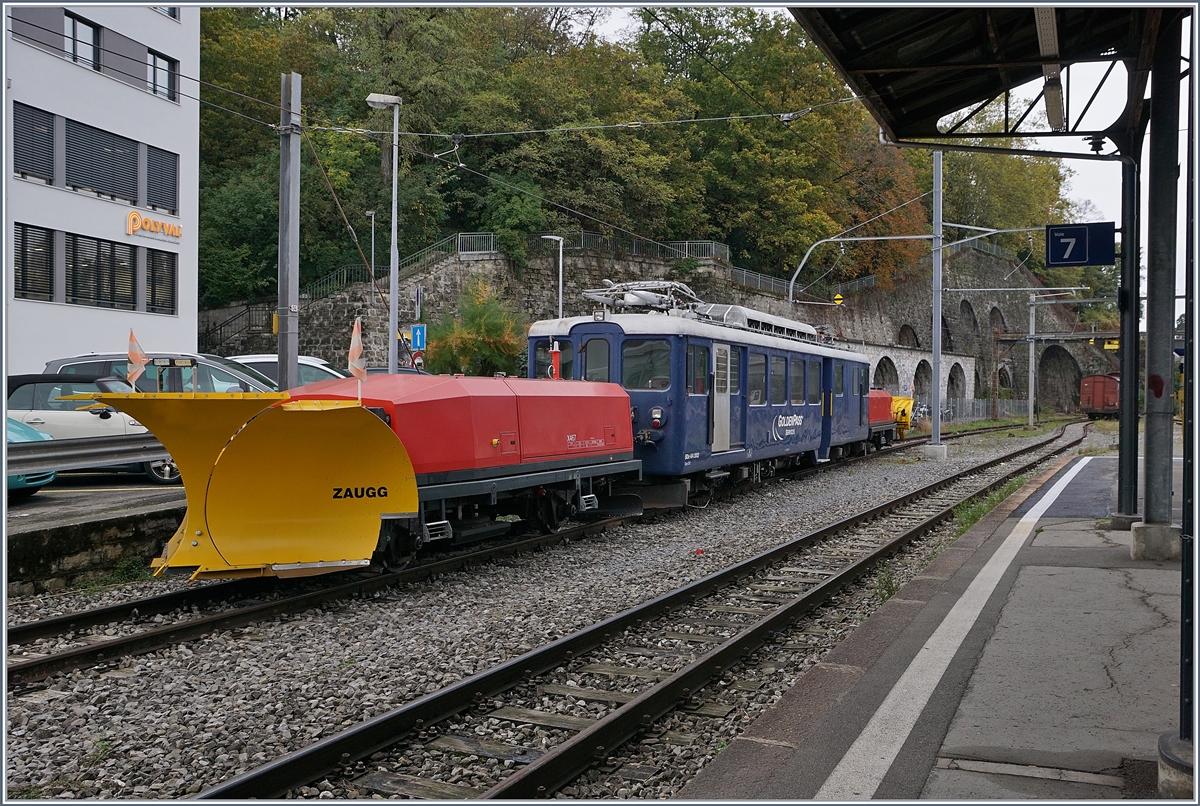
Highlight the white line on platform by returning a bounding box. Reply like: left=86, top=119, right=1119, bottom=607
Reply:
left=813, top=457, right=1092, bottom=800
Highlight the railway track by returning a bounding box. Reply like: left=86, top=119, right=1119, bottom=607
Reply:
left=193, top=424, right=1082, bottom=799
left=4, top=420, right=1070, bottom=690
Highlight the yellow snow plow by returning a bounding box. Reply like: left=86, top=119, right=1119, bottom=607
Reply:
left=93, top=391, right=418, bottom=579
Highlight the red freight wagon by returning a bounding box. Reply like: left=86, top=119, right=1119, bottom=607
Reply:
left=1079, top=373, right=1120, bottom=418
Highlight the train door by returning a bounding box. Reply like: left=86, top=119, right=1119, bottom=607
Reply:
left=819, top=357, right=833, bottom=460
left=582, top=338, right=610, bottom=382
left=858, top=366, right=867, bottom=427
left=712, top=343, right=731, bottom=452
left=729, top=347, right=744, bottom=449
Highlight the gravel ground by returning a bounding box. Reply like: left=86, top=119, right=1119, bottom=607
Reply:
left=4, top=424, right=1090, bottom=799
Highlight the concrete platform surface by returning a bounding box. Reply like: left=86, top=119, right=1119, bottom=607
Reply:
left=680, top=451, right=1186, bottom=800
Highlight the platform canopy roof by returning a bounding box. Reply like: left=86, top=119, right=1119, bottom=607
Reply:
left=788, top=7, right=1188, bottom=154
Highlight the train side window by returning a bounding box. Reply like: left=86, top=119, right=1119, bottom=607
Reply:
left=790, top=358, right=805, bottom=404
left=835, top=364, right=844, bottom=396
left=770, top=355, right=786, bottom=405
left=807, top=360, right=820, bottom=404
left=860, top=366, right=868, bottom=396
left=748, top=353, right=766, bottom=405
left=729, top=348, right=740, bottom=394
left=621, top=339, right=671, bottom=390
left=534, top=340, right=575, bottom=379
left=686, top=344, right=709, bottom=395
left=715, top=347, right=728, bottom=394
left=583, top=339, right=610, bottom=382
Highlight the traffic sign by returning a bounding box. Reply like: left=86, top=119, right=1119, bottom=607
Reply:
left=1045, top=222, right=1115, bottom=267
left=833, top=293, right=844, bottom=305
left=412, top=350, right=424, bottom=368
left=410, top=324, right=426, bottom=351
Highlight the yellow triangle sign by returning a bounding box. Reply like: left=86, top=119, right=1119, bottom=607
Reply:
left=833, top=293, right=844, bottom=305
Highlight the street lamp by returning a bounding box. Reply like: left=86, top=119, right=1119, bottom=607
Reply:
left=366, top=92, right=402, bottom=373
left=364, top=210, right=375, bottom=308
left=541, top=235, right=564, bottom=319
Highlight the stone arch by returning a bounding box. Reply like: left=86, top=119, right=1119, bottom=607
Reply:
left=997, top=365, right=1013, bottom=395
left=913, top=360, right=933, bottom=401
left=947, top=363, right=967, bottom=399
left=1038, top=345, right=1082, bottom=413
left=989, top=306, right=1007, bottom=334
left=898, top=324, right=920, bottom=348
left=941, top=318, right=955, bottom=352
left=873, top=356, right=900, bottom=393
left=960, top=300, right=980, bottom=334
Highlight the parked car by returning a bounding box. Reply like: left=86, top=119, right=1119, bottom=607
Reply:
left=6, top=373, right=180, bottom=484
left=43, top=352, right=276, bottom=393
left=6, top=417, right=56, bottom=500
left=229, top=354, right=351, bottom=386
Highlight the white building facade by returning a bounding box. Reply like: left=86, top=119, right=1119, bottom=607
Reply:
left=5, top=5, right=199, bottom=374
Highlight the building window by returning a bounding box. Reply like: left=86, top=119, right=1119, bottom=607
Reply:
left=65, top=13, right=99, bottom=70
left=13, top=103, right=54, bottom=182
left=146, top=249, right=178, bottom=314
left=65, top=120, right=138, bottom=203
left=147, top=146, right=179, bottom=213
left=14, top=224, right=54, bottom=301
left=66, top=234, right=136, bottom=310
left=152, top=7, right=179, bottom=19
left=148, top=51, right=177, bottom=100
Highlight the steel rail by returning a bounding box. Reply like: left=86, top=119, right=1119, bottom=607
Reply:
left=484, top=428, right=1082, bottom=798
left=5, top=519, right=615, bottom=689
left=197, top=426, right=1077, bottom=799
left=6, top=420, right=1067, bottom=686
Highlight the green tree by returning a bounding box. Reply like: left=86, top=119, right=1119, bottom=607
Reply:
left=425, top=278, right=526, bottom=375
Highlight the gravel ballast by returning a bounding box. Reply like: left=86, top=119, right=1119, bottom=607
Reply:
left=5, top=425, right=1096, bottom=799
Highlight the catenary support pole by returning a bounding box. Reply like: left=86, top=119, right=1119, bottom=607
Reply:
left=1141, top=17, right=1180, bottom=528
left=931, top=151, right=943, bottom=445
left=1179, top=13, right=1194, bottom=744
left=388, top=102, right=399, bottom=375
left=1118, top=155, right=1142, bottom=518
left=1028, top=295, right=1036, bottom=427
left=276, top=72, right=301, bottom=391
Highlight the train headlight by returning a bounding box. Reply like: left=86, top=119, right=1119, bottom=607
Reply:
left=650, top=407, right=665, bottom=428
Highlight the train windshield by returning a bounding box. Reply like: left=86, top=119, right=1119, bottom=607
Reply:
left=622, top=339, right=671, bottom=390
left=533, top=340, right=575, bottom=379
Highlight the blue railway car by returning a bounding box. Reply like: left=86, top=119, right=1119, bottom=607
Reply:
left=528, top=281, right=876, bottom=488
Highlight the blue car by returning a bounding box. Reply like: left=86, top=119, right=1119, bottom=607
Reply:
left=7, top=417, right=56, bottom=500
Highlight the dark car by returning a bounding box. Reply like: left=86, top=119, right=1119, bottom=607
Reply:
left=6, top=373, right=180, bottom=484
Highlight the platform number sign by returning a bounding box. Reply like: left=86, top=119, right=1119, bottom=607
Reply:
left=1045, top=222, right=1116, bottom=267
left=409, top=324, right=426, bottom=351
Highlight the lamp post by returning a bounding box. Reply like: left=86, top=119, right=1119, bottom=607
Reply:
left=541, top=235, right=564, bottom=319
left=366, top=93, right=402, bottom=373
left=364, top=210, right=375, bottom=308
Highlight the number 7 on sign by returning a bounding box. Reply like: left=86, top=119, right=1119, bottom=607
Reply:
left=1059, top=237, right=1075, bottom=259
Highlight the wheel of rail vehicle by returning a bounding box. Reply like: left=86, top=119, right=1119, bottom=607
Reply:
left=376, top=525, right=420, bottom=572
left=537, top=490, right=572, bottom=534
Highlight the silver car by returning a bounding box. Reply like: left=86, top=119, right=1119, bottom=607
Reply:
left=43, top=352, right=276, bottom=394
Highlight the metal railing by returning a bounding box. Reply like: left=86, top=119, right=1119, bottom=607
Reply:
left=909, top=397, right=1032, bottom=424
left=198, top=304, right=272, bottom=354
left=834, top=275, right=878, bottom=295
left=529, top=231, right=730, bottom=263
left=7, top=433, right=169, bottom=475
left=732, top=267, right=790, bottom=295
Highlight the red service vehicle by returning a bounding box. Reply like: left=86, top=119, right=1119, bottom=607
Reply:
left=1079, top=373, right=1120, bottom=419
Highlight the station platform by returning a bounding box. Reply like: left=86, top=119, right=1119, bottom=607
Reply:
left=680, top=451, right=1187, bottom=799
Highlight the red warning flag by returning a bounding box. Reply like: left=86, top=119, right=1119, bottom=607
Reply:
left=127, top=329, right=149, bottom=385
left=348, top=318, right=367, bottom=380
